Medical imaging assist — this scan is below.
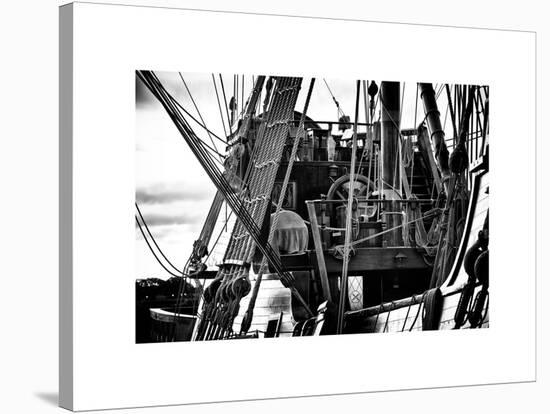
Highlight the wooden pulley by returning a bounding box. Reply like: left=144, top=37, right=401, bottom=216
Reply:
left=474, top=250, right=489, bottom=287
left=468, top=289, right=488, bottom=328
left=231, top=276, right=251, bottom=299
left=464, top=239, right=483, bottom=279
left=449, top=142, right=469, bottom=174
left=203, top=276, right=222, bottom=303
left=368, top=81, right=379, bottom=98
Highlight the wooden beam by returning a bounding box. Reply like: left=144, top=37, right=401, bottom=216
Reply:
left=310, top=247, right=430, bottom=274
left=380, top=81, right=403, bottom=246
left=306, top=201, right=332, bottom=302
left=345, top=281, right=482, bottom=323
left=280, top=252, right=310, bottom=270
left=419, top=83, right=451, bottom=188
left=417, top=127, right=443, bottom=194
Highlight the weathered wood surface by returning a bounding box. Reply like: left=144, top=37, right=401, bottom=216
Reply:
left=349, top=284, right=489, bottom=333
left=310, top=247, right=431, bottom=274
left=232, top=276, right=294, bottom=336
left=345, top=170, right=490, bottom=333
left=442, top=172, right=489, bottom=288
left=306, top=201, right=332, bottom=301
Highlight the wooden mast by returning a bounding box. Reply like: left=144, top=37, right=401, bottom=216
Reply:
left=187, top=77, right=266, bottom=275
left=419, top=83, right=451, bottom=195
left=380, top=81, right=403, bottom=247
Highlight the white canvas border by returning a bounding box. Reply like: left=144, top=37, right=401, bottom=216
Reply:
left=61, top=2, right=536, bottom=410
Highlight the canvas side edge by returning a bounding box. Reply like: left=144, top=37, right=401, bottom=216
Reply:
left=59, top=3, right=74, bottom=411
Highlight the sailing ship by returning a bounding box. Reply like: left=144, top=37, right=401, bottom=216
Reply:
left=135, top=71, right=489, bottom=342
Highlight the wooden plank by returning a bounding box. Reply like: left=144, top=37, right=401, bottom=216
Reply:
left=312, top=247, right=431, bottom=274
left=358, top=285, right=489, bottom=333
left=280, top=252, right=311, bottom=271
left=306, top=201, right=332, bottom=301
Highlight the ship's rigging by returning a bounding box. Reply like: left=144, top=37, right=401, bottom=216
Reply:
left=135, top=71, right=489, bottom=341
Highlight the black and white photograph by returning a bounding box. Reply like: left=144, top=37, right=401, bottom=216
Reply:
left=2, top=0, right=546, bottom=411
left=135, top=72, right=489, bottom=343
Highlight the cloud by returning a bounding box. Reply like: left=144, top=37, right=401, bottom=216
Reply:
left=136, top=181, right=213, bottom=205
left=135, top=221, right=203, bottom=242
left=137, top=212, right=200, bottom=227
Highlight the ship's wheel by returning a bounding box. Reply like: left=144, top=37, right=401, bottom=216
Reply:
left=326, top=173, right=378, bottom=220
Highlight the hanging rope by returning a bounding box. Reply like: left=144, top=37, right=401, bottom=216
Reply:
left=163, top=75, right=314, bottom=339
left=178, top=72, right=220, bottom=156
left=168, top=97, right=227, bottom=146
left=323, top=78, right=346, bottom=119
left=219, top=74, right=232, bottom=134
left=240, top=78, right=316, bottom=335
left=331, top=207, right=442, bottom=251
left=336, top=80, right=361, bottom=335
left=137, top=71, right=293, bottom=288
left=212, top=74, right=228, bottom=139
left=135, top=215, right=182, bottom=278
left=135, top=202, right=183, bottom=275
left=429, top=86, right=476, bottom=289
left=186, top=77, right=266, bottom=280
left=403, top=197, right=441, bottom=256
left=409, top=84, right=419, bottom=189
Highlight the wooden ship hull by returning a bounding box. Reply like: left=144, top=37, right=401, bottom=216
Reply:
left=344, top=166, right=489, bottom=334
left=136, top=72, right=490, bottom=342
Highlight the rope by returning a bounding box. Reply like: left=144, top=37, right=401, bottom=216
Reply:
left=178, top=72, right=220, bottom=155
left=401, top=301, right=413, bottom=332
left=185, top=76, right=312, bottom=338
left=351, top=80, right=375, bottom=200
left=331, top=207, right=442, bottom=250
left=240, top=78, right=316, bottom=334
left=336, top=80, right=361, bottom=334
left=170, top=98, right=226, bottom=146
left=362, top=81, right=375, bottom=196
left=135, top=216, right=182, bottom=278
left=410, top=85, right=419, bottom=188
left=323, top=78, right=345, bottom=118
left=203, top=210, right=234, bottom=264
left=382, top=305, right=392, bottom=332
left=211, top=74, right=228, bottom=139
left=135, top=202, right=183, bottom=275
left=403, top=196, right=440, bottom=256
left=137, top=72, right=291, bottom=287
left=218, top=74, right=232, bottom=135
left=408, top=293, right=425, bottom=331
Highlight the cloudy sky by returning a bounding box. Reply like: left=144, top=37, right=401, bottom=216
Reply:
left=135, top=72, right=455, bottom=280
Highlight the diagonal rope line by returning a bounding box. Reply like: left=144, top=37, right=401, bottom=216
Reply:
left=337, top=80, right=361, bottom=334
left=211, top=74, right=228, bottom=139
left=323, top=78, right=346, bottom=118
left=137, top=72, right=310, bottom=317
left=240, top=78, right=316, bottom=334
left=135, top=202, right=183, bottom=275
left=219, top=74, right=232, bottom=134
left=135, top=216, right=182, bottom=278
left=178, top=72, right=221, bottom=156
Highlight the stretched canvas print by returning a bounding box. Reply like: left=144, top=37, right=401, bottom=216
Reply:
left=60, top=2, right=535, bottom=411
left=135, top=72, right=489, bottom=343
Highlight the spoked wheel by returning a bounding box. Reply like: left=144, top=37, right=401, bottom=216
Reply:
left=326, top=174, right=378, bottom=220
